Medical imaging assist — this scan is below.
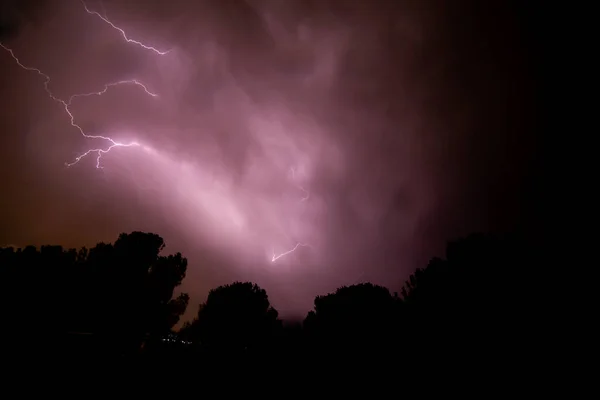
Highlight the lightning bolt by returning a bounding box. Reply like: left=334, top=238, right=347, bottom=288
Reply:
left=81, top=0, right=170, bottom=55
left=63, top=79, right=158, bottom=168
left=0, top=0, right=169, bottom=168
left=0, top=43, right=155, bottom=168
left=271, top=243, right=311, bottom=263
left=270, top=169, right=312, bottom=263
left=1, top=0, right=315, bottom=264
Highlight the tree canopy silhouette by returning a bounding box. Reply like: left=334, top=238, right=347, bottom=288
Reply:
left=0, top=231, right=189, bottom=356
left=400, top=233, right=532, bottom=365
left=304, top=282, right=403, bottom=358
left=180, top=281, right=281, bottom=354
left=1, top=230, right=537, bottom=375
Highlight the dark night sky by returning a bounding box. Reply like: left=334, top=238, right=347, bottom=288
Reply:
left=0, top=0, right=542, bottom=321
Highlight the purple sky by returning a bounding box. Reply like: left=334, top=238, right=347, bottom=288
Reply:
left=0, top=0, right=539, bottom=321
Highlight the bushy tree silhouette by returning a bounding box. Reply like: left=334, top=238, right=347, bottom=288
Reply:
left=1, top=230, right=537, bottom=377
left=181, top=281, right=281, bottom=355
left=0, top=232, right=188, bottom=357
left=400, top=233, right=532, bottom=367
left=304, top=283, right=403, bottom=360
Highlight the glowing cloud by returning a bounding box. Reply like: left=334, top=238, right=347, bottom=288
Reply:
left=0, top=0, right=314, bottom=263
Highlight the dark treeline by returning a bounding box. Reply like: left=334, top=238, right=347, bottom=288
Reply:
left=0, top=232, right=189, bottom=357
left=0, top=231, right=540, bottom=384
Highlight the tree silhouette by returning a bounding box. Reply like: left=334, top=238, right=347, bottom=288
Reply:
left=0, top=231, right=189, bottom=357
left=181, top=281, right=281, bottom=355
left=1, top=230, right=537, bottom=374
left=304, top=283, right=403, bottom=360
left=90, top=232, right=189, bottom=353
left=400, top=233, right=532, bottom=367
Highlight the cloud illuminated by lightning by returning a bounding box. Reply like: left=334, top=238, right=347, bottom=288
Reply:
left=0, top=0, right=170, bottom=168
left=1, top=0, right=314, bottom=263
left=0, top=43, right=156, bottom=168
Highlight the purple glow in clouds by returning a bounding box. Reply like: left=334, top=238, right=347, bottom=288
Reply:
left=0, top=0, right=319, bottom=264
left=1, top=0, right=536, bottom=319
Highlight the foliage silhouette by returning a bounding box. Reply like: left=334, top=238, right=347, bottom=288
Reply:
left=0, top=231, right=188, bottom=357
left=400, top=232, right=533, bottom=367
left=180, top=281, right=281, bottom=356
left=0, top=230, right=536, bottom=377
left=304, top=282, right=403, bottom=358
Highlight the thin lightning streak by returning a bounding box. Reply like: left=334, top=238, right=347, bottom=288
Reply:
left=270, top=168, right=312, bottom=262
left=81, top=0, right=170, bottom=55
left=0, top=44, right=61, bottom=102
left=69, top=79, right=158, bottom=101
left=271, top=243, right=310, bottom=263
left=3, top=2, right=315, bottom=264
left=62, top=79, right=157, bottom=167
left=0, top=43, right=156, bottom=168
